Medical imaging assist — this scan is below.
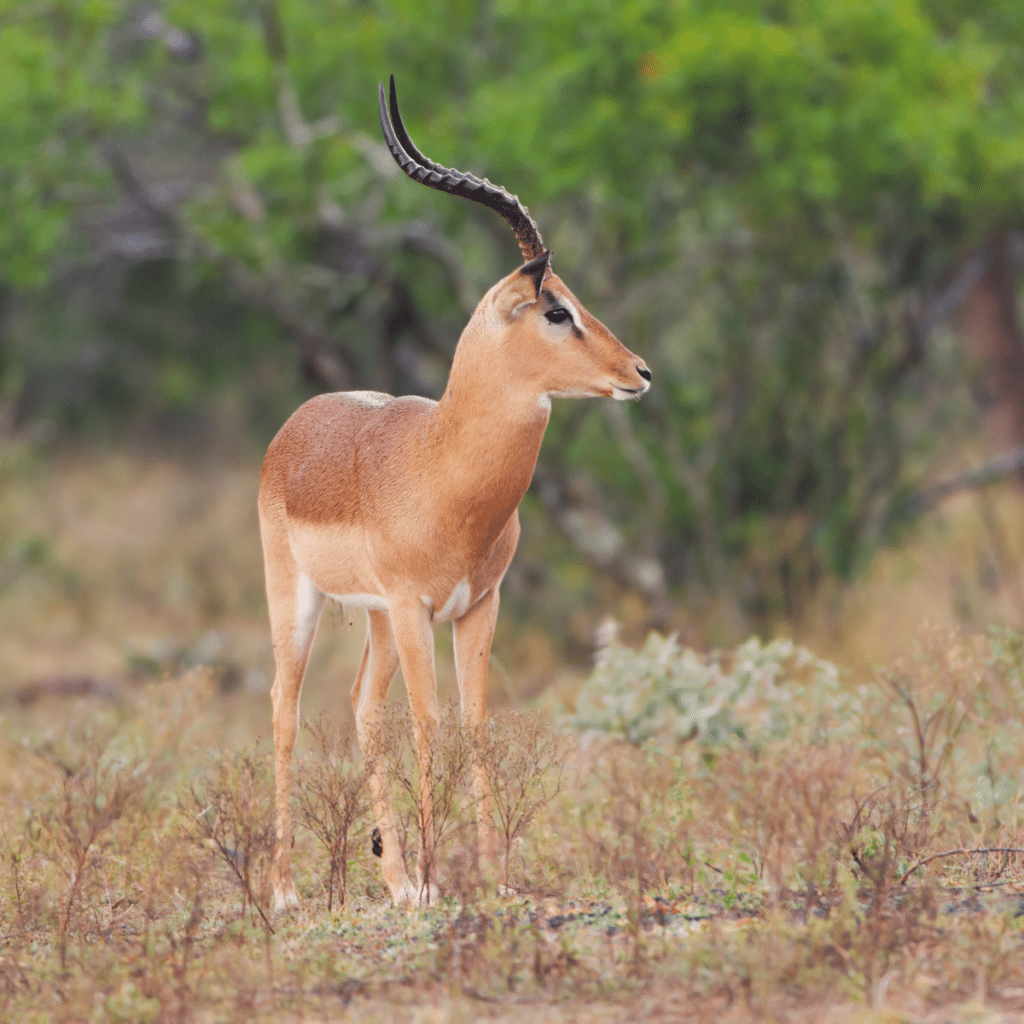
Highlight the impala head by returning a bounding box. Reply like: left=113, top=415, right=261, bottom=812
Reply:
left=378, top=75, right=652, bottom=404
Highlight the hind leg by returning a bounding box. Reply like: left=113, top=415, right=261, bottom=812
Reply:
left=262, top=516, right=324, bottom=913
left=352, top=609, right=417, bottom=905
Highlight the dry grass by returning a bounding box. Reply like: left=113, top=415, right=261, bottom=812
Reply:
left=799, top=474, right=1024, bottom=667
left=295, top=714, right=370, bottom=912
left=1, top=655, right=1023, bottom=1022
left=2, top=441, right=1024, bottom=1021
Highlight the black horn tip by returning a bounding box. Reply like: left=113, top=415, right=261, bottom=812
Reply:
left=378, top=75, right=546, bottom=260
left=387, top=73, right=436, bottom=171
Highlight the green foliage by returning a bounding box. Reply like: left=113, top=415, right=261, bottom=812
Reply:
left=569, top=627, right=851, bottom=750
left=0, top=1, right=144, bottom=285
left=3, top=0, right=1024, bottom=608
left=570, top=624, right=1024, bottom=858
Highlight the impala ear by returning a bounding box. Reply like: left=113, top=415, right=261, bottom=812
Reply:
left=519, top=249, right=552, bottom=298
left=494, top=252, right=552, bottom=321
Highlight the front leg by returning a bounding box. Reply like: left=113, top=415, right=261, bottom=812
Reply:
left=452, top=587, right=500, bottom=869
left=388, top=595, right=441, bottom=901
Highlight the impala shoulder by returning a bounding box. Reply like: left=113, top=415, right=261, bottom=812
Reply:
left=272, top=391, right=393, bottom=439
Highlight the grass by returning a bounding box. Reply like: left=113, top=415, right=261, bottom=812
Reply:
left=2, top=438, right=1024, bottom=1021
left=2, top=661, right=1022, bottom=1022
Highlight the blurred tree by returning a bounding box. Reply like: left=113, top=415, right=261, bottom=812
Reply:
left=2, top=0, right=1023, bottom=627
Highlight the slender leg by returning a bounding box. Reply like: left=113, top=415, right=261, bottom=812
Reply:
left=351, top=609, right=417, bottom=905
left=453, top=587, right=500, bottom=869
left=263, top=523, right=324, bottom=913
left=388, top=596, right=441, bottom=901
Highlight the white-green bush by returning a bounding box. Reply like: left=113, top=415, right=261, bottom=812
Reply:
left=567, top=626, right=856, bottom=751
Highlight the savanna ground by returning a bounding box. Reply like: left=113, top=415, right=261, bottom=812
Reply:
left=2, top=436, right=1024, bottom=1023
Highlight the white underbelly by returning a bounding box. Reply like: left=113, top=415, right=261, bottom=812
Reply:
left=320, top=578, right=475, bottom=621
left=310, top=581, right=478, bottom=624
left=325, top=592, right=389, bottom=612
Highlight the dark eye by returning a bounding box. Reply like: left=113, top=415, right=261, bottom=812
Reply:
left=545, top=307, right=571, bottom=325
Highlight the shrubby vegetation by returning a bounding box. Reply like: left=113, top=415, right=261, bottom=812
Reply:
left=570, top=621, right=1024, bottom=844
left=2, top=627, right=1023, bottom=1020
left=569, top=624, right=850, bottom=748
left=3, top=1, right=1024, bottom=622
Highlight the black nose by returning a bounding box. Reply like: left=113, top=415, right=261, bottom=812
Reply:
left=637, top=365, right=652, bottom=382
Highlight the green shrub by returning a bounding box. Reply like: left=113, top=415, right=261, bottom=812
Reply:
left=568, top=626, right=853, bottom=751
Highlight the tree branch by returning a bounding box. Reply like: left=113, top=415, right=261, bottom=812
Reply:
left=103, top=144, right=354, bottom=391
left=904, top=447, right=1024, bottom=517
left=601, top=402, right=667, bottom=523
left=260, top=0, right=339, bottom=148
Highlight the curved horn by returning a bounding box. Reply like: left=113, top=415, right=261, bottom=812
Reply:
left=378, top=75, right=546, bottom=263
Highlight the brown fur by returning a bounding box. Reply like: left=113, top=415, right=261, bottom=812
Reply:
left=260, top=264, right=649, bottom=908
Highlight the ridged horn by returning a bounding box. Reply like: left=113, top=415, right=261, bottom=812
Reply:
left=378, top=74, right=546, bottom=263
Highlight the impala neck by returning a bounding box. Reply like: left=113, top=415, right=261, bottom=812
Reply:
left=435, top=347, right=549, bottom=539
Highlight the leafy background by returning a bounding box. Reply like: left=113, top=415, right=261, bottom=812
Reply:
left=4, top=6, right=1024, bottom=1020
left=3, top=0, right=1024, bottom=646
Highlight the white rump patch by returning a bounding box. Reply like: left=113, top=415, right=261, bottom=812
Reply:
left=537, top=394, right=552, bottom=412
left=436, top=577, right=472, bottom=622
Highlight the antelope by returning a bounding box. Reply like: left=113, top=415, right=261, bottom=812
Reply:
left=261, top=76, right=651, bottom=910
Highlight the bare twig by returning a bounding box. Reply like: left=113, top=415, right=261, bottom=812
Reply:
left=974, top=486, right=1024, bottom=625
left=259, top=0, right=340, bottom=148
left=898, top=847, right=1024, bottom=885
left=295, top=715, right=369, bottom=911
left=471, top=713, right=568, bottom=888
left=34, top=731, right=156, bottom=968
left=183, top=749, right=276, bottom=932
left=380, top=703, right=471, bottom=901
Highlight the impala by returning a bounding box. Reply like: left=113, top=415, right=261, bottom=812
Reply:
left=261, top=76, right=651, bottom=909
